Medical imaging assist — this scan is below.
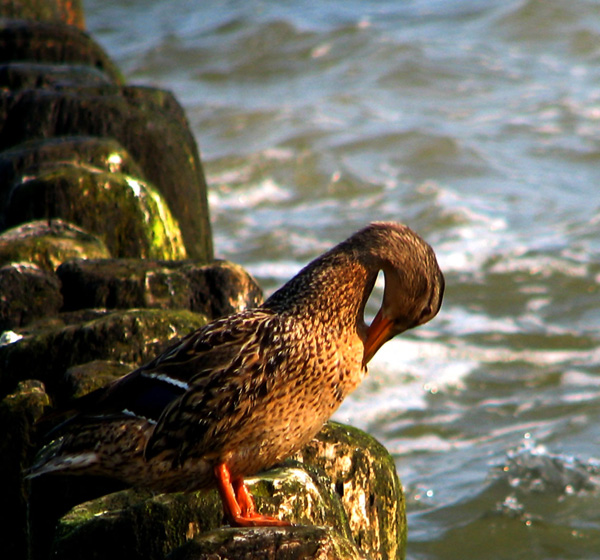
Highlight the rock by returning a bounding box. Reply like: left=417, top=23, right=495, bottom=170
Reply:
left=0, top=308, right=208, bottom=399
left=38, top=423, right=405, bottom=560
left=0, top=85, right=213, bottom=261
left=49, top=462, right=360, bottom=560
left=3, top=165, right=188, bottom=260
left=167, top=526, right=368, bottom=560
left=57, top=258, right=264, bottom=318
left=0, top=0, right=85, bottom=28
left=0, top=219, right=111, bottom=272
left=62, top=359, right=132, bottom=401
left=184, top=260, right=264, bottom=319
left=57, top=259, right=194, bottom=312
left=51, top=489, right=224, bottom=560
left=0, top=261, right=62, bottom=329
left=243, top=464, right=352, bottom=533
left=296, top=422, right=406, bottom=560
left=0, top=61, right=115, bottom=90
left=0, top=136, right=144, bottom=213
left=0, top=19, right=121, bottom=79
left=0, top=379, right=50, bottom=560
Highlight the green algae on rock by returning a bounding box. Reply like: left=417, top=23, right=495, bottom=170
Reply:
left=167, top=526, right=369, bottom=560
left=4, top=166, right=188, bottom=260
left=244, top=465, right=353, bottom=538
left=62, top=359, right=133, bottom=401
left=0, top=85, right=213, bottom=261
left=0, top=136, right=145, bottom=209
left=0, top=220, right=110, bottom=272
left=52, top=489, right=224, bottom=560
left=296, top=422, right=407, bottom=560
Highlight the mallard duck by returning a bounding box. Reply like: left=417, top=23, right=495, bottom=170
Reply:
left=28, top=222, right=444, bottom=526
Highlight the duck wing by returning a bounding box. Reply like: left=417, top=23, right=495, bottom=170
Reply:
left=143, top=309, right=289, bottom=465
left=83, top=306, right=275, bottom=410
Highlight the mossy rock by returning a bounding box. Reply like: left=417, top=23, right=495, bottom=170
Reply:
left=3, top=165, right=187, bottom=260
left=0, top=19, right=120, bottom=77
left=183, top=259, right=264, bottom=319
left=0, top=85, right=212, bottom=260
left=167, top=526, right=368, bottom=560
left=0, top=379, right=51, bottom=560
left=62, top=359, right=133, bottom=401
left=51, top=489, right=224, bottom=560
left=0, top=308, right=208, bottom=399
left=0, top=261, right=62, bottom=329
left=0, top=220, right=110, bottom=272
left=0, top=61, right=114, bottom=90
left=246, top=464, right=352, bottom=534
left=51, top=461, right=361, bottom=560
left=296, top=422, right=406, bottom=560
left=0, top=136, right=145, bottom=214
left=57, top=258, right=264, bottom=318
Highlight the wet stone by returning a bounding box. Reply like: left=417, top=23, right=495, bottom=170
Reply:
left=0, top=261, right=62, bottom=330
left=167, top=526, right=368, bottom=560
left=57, top=258, right=264, bottom=318
left=0, top=19, right=122, bottom=81
left=3, top=165, right=187, bottom=260
left=0, top=85, right=212, bottom=260
left=0, top=136, right=144, bottom=215
left=0, top=219, right=110, bottom=272
left=0, top=379, right=51, bottom=560
left=0, top=61, right=114, bottom=90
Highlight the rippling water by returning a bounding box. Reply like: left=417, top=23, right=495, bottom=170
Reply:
left=85, top=1, right=600, bottom=558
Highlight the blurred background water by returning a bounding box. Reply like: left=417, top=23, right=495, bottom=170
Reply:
left=84, top=1, right=600, bottom=558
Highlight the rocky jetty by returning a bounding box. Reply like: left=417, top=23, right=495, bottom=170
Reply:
left=0, top=2, right=407, bottom=559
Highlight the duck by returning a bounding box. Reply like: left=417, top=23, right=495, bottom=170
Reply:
left=28, top=222, right=444, bottom=526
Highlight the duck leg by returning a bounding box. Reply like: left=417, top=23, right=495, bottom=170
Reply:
left=214, top=463, right=291, bottom=527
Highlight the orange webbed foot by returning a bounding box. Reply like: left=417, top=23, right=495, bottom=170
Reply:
left=214, top=463, right=292, bottom=527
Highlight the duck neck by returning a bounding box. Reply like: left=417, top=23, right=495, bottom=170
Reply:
left=263, top=252, right=378, bottom=333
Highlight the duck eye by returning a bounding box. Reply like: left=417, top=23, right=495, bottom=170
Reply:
left=419, top=306, right=432, bottom=320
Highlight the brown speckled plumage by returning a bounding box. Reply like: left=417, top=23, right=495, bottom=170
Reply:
left=28, top=222, right=444, bottom=525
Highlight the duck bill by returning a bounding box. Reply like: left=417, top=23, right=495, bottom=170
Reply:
left=363, top=309, right=397, bottom=366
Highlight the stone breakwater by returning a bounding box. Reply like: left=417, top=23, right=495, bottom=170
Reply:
left=0, top=2, right=406, bottom=559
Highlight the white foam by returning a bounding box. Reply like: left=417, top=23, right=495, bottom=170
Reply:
left=209, top=177, right=293, bottom=211
left=334, top=338, right=476, bottom=428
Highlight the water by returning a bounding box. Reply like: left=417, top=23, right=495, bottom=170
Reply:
left=84, top=1, right=600, bottom=558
